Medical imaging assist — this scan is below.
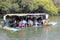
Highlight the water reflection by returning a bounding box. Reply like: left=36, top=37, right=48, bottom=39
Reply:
left=0, top=16, right=60, bottom=40
left=18, top=30, right=25, bottom=38
left=42, top=26, right=50, bottom=40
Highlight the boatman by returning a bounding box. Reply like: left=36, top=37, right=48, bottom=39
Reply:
left=42, top=14, right=49, bottom=26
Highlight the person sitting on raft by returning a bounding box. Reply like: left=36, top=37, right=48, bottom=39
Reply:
left=18, top=19, right=27, bottom=28
left=33, top=20, right=39, bottom=26
left=13, top=20, right=18, bottom=28
left=8, top=19, right=13, bottom=27
left=27, top=19, right=33, bottom=27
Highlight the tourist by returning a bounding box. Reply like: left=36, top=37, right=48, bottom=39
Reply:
left=18, top=19, right=27, bottom=28
left=18, top=21, right=23, bottom=28
left=27, top=19, right=33, bottom=27
left=37, top=17, right=43, bottom=24
left=34, top=20, right=39, bottom=26
left=13, top=20, right=18, bottom=28
left=22, top=19, right=27, bottom=25
left=8, top=19, right=13, bottom=27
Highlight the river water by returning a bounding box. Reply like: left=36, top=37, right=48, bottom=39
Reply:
left=0, top=16, right=60, bottom=40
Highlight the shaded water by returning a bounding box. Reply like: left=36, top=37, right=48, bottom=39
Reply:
left=0, top=16, right=60, bottom=40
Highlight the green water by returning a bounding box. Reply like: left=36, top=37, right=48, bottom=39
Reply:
left=0, top=16, right=60, bottom=40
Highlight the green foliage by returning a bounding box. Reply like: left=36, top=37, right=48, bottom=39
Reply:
left=0, top=0, right=59, bottom=15
left=0, top=2, right=10, bottom=13
left=42, top=0, right=58, bottom=15
left=0, top=1, right=20, bottom=13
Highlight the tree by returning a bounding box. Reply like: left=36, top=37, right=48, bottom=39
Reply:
left=18, top=0, right=58, bottom=15
left=0, top=1, right=20, bottom=13
left=0, top=0, right=59, bottom=15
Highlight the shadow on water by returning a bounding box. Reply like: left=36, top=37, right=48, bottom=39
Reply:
left=0, top=16, right=60, bottom=40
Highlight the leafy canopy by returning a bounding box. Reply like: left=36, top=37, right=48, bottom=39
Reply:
left=0, top=0, right=58, bottom=15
